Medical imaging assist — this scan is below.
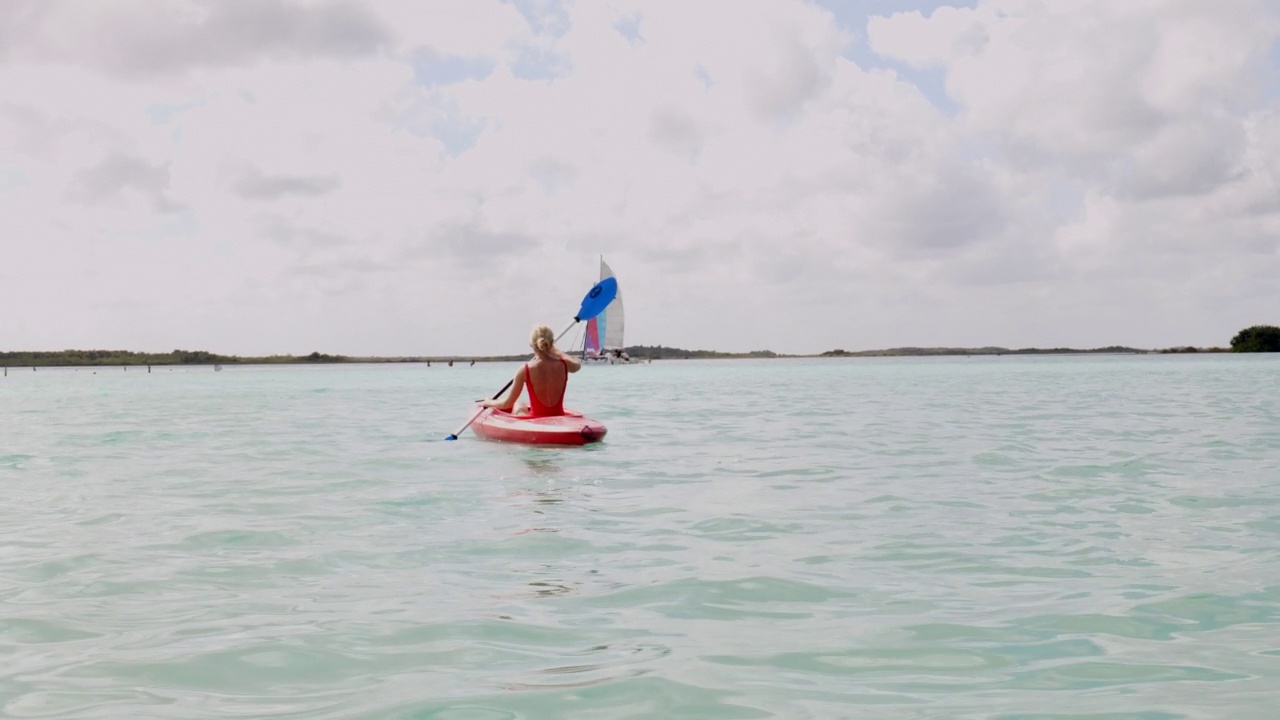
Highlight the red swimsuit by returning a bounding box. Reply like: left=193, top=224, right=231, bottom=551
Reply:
left=523, top=358, right=568, bottom=417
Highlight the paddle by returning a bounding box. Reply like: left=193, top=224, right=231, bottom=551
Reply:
left=445, top=277, right=618, bottom=440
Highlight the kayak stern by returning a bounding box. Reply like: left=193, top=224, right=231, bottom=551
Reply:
left=471, top=406, right=608, bottom=446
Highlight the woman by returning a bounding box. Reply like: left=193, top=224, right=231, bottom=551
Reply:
left=482, top=324, right=581, bottom=417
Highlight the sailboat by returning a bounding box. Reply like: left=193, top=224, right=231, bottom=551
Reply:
left=582, top=257, right=631, bottom=364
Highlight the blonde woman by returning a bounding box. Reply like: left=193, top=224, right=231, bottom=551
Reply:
left=482, top=324, right=582, bottom=417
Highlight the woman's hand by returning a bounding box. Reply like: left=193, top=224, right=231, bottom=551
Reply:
left=558, top=347, right=582, bottom=373
left=482, top=367, right=527, bottom=411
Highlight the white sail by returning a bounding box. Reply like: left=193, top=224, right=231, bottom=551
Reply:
left=600, top=258, right=624, bottom=349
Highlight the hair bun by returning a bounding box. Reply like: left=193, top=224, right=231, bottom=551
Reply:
left=529, top=324, right=556, bottom=355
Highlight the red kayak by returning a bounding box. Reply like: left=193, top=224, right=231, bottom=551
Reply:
left=470, top=406, right=608, bottom=446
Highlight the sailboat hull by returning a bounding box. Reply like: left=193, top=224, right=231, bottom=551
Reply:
left=471, top=406, right=608, bottom=446
left=582, top=353, right=633, bottom=364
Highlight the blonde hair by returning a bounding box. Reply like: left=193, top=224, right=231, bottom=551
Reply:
left=529, top=324, right=555, bottom=356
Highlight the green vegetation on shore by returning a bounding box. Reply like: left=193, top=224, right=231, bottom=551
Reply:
left=2, top=349, right=369, bottom=368
left=619, top=345, right=779, bottom=360
left=818, top=345, right=1151, bottom=357
left=1230, top=325, right=1280, bottom=353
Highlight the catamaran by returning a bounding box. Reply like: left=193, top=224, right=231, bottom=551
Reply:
left=581, top=257, right=632, bottom=364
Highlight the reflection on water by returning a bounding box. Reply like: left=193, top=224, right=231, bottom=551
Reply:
left=521, top=454, right=563, bottom=476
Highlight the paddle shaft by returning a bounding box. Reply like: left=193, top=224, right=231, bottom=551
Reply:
left=445, top=319, right=579, bottom=440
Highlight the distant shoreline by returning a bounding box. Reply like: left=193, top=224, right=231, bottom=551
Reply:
left=0, top=345, right=1234, bottom=368
left=813, top=345, right=1229, bottom=358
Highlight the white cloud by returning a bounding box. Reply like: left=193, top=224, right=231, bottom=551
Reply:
left=2, top=0, right=389, bottom=78
left=65, top=151, right=181, bottom=213
left=1, top=0, right=1278, bottom=356
left=231, top=165, right=342, bottom=201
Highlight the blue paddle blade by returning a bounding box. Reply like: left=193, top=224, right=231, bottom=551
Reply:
left=576, top=277, right=617, bottom=321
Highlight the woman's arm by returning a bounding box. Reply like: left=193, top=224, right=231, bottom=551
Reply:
left=482, top=367, right=526, bottom=410
left=557, top=348, right=582, bottom=373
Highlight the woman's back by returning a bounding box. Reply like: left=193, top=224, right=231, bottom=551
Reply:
left=524, top=357, right=568, bottom=416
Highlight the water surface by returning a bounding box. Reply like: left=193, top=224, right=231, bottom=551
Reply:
left=2, top=356, right=1278, bottom=718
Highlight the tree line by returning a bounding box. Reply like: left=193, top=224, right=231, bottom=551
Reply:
left=817, top=326, right=1280, bottom=356
left=0, top=349, right=353, bottom=367
left=619, top=345, right=779, bottom=359
left=4, top=326, right=1275, bottom=368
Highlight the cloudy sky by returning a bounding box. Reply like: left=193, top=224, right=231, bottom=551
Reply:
left=2, top=0, right=1278, bottom=356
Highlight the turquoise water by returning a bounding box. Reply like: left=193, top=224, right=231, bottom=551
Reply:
left=2, top=356, right=1278, bottom=719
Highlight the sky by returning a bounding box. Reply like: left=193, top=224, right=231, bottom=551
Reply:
left=2, top=0, right=1278, bottom=356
